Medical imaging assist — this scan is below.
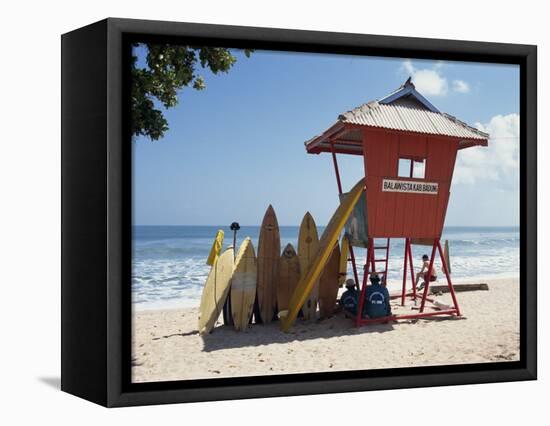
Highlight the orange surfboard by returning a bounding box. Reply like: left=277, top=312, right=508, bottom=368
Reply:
left=298, top=212, right=320, bottom=320
left=257, top=205, right=280, bottom=323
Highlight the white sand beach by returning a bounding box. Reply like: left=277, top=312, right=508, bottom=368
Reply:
left=131, top=278, right=519, bottom=383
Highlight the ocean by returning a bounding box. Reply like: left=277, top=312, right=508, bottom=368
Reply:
left=132, top=226, right=519, bottom=311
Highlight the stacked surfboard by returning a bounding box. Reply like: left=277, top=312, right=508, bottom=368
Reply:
left=199, top=202, right=351, bottom=334
left=198, top=230, right=234, bottom=335
left=231, top=238, right=257, bottom=331
left=281, top=180, right=364, bottom=331
left=198, top=233, right=259, bottom=335
left=294, top=212, right=342, bottom=321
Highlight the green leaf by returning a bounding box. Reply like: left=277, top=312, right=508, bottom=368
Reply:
left=131, top=45, right=252, bottom=141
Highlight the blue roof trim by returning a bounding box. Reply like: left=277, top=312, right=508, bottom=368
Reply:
left=379, top=83, right=440, bottom=113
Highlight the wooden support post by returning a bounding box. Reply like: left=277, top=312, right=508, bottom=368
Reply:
left=444, top=239, right=451, bottom=274
left=348, top=244, right=361, bottom=291
left=429, top=283, right=488, bottom=293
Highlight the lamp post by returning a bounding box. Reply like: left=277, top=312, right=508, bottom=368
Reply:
left=223, top=222, right=240, bottom=326
left=230, top=222, right=240, bottom=260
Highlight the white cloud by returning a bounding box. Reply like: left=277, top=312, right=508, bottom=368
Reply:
left=403, top=60, right=448, bottom=96
left=453, top=113, right=519, bottom=186
left=452, top=79, right=470, bottom=93
left=402, top=60, right=471, bottom=97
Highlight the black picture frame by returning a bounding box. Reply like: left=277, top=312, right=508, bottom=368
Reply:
left=61, top=17, right=537, bottom=407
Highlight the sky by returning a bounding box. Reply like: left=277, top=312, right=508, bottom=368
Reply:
left=132, top=46, right=520, bottom=227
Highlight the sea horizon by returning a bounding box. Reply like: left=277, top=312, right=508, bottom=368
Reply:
left=132, top=225, right=520, bottom=311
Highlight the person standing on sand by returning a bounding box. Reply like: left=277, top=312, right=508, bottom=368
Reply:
left=416, top=254, right=437, bottom=290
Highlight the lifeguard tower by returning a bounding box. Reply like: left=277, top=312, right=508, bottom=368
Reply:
left=301, top=78, right=489, bottom=327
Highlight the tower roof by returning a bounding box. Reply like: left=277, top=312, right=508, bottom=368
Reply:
left=305, top=78, right=489, bottom=155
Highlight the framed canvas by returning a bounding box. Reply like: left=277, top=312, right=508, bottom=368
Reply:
left=61, top=18, right=537, bottom=407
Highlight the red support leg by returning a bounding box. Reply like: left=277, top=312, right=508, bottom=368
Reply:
left=330, top=142, right=343, bottom=195
left=383, top=237, right=390, bottom=287
left=436, top=240, right=461, bottom=316
left=356, top=238, right=373, bottom=326
left=419, top=240, right=438, bottom=312
left=329, top=141, right=362, bottom=292
left=401, top=238, right=408, bottom=306
left=408, top=240, right=415, bottom=299
left=330, top=140, right=361, bottom=293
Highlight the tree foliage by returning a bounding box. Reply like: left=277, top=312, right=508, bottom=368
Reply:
left=131, top=44, right=252, bottom=141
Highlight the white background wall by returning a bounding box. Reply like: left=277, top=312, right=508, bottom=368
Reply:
left=0, top=0, right=546, bottom=423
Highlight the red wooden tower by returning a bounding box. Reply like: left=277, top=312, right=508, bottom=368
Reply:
left=305, top=78, right=489, bottom=325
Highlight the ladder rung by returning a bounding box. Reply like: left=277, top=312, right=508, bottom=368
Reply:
left=374, top=259, right=387, bottom=262
left=373, top=246, right=388, bottom=249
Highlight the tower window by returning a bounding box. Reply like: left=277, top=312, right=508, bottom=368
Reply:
left=397, top=158, right=426, bottom=179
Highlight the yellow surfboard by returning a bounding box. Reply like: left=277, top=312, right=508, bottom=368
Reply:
left=281, top=180, right=365, bottom=331
left=206, top=230, right=224, bottom=266
left=231, top=238, right=257, bottom=331
left=338, top=234, right=350, bottom=286
left=198, top=247, right=234, bottom=335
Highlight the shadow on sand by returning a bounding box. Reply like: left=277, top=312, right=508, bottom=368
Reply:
left=148, top=305, right=465, bottom=353
left=199, top=313, right=396, bottom=352
left=197, top=308, right=466, bottom=352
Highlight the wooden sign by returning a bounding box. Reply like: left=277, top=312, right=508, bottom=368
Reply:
left=382, top=179, right=438, bottom=194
